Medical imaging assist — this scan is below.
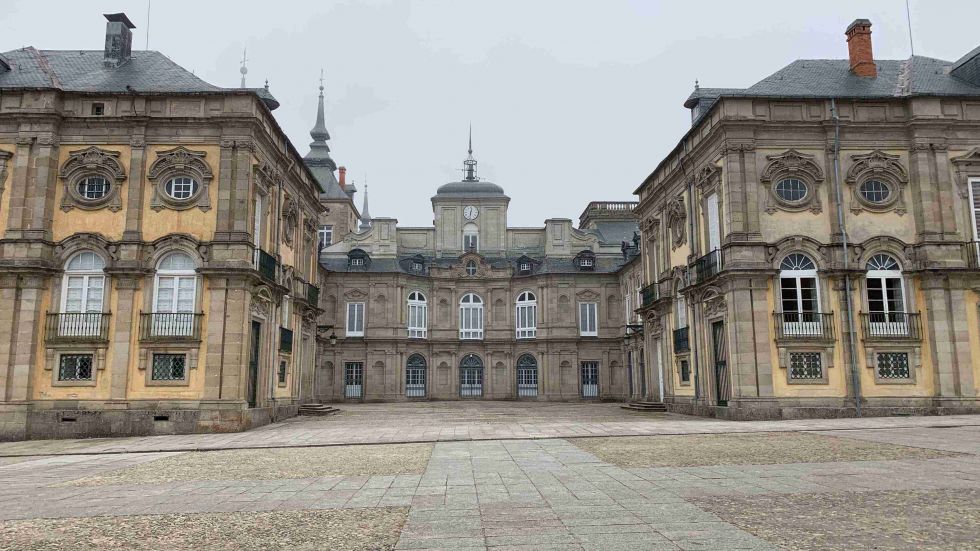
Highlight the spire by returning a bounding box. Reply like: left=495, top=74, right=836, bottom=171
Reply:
left=462, top=124, right=479, bottom=182
left=304, top=70, right=337, bottom=172
left=359, top=182, right=372, bottom=230
left=239, top=48, right=248, bottom=88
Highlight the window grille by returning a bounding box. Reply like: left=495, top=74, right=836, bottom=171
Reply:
left=877, top=352, right=911, bottom=379
left=151, top=354, right=186, bottom=381
left=789, top=352, right=823, bottom=380
left=59, top=354, right=94, bottom=381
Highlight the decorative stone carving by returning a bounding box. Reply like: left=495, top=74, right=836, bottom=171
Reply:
left=55, top=233, right=119, bottom=265
left=143, top=233, right=206, bottom=269
left=703, top=292, right=727, bottom=319
left=844, top=150, right=909, bottom=215
left=760, top=149, right=825, bottom=215
left=148, top=147, right=213, bottom=212
left=693, top=164, right=721, bottom=193
left=951, top=148, right=980, bottom=199
left=59, top=146, right=127, bottom=212
left=666, top=196, right=687, bottom=250
left=575, top=289, right=600, bottom=301
left=344, top=288, right=369, bottom=300
left=0, top=150, right=11, bottom=203
left=281, top=196, right=298, bottom=247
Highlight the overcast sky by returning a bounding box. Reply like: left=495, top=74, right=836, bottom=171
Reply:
left=4, top=1, right=980, bottom=226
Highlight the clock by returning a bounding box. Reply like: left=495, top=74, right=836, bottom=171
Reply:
left=463, top=205, right=479, bottom=220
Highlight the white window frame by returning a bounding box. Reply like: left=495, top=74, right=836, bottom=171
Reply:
left=968, top=177, right=980, bottom=265
left=350, top=257, right=365, bottom=267
left=578, top=302, right=598, bottom=336
left=779, top=253, right=822, bottom=336
left=706, top=192, right=720, bottom=252
left=463, top=223, right=479, bottom=251
left=515, top=291, right=537, bottom=339
left=346, top=302, right=365, bottom=337
left=866, top=254, right=908, bottom=337
left=580, top=257, right=594, bottom=268
left=675, top=293, right=687, bottom=329
left=152, top=252, right=198, bottom=337
left=281, top=294, right=291, bottom=328
left=407, top=291, right=428, bottom=339
left=61, top=251, right=106, bottom=316
left=318, top=225, right=332, bottom=250
left=459, top=293, right=484, bottom=340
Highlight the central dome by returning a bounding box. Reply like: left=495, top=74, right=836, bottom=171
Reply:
left=435, top=180, right=506, bottom=197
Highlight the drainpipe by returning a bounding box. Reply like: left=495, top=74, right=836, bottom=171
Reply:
left=686, top=171, right=701, bottom=402
left=831, top=99, right=862, bottom=417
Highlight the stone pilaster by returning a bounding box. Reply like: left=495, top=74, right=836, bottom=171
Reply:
left=214, top=138, right=254, bottom=242
left=921, top=274, right=977, bottom=399
left=108, top=274, right=141, bottom=400
left=726, top=275, right=774, bottom=399
left=2, top=274, right=48, bottom=402
left=122, top=131, right=147, bottom=241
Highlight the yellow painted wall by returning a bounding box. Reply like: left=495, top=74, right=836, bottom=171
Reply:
left=141, top=144, right=221, bottom=242
left=967, top=290, right=980, bottom=393
left=51, top=145, right=130, bottom=242
left=0, top=145, right=15, bottom=232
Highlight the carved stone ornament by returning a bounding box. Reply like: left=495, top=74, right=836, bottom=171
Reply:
left=575, top=289, right=600, bottom=301
left=666, top=196, right=687, bottom=250
left=148, top=147, right=213, bottom=212
left=760, top=149, right=825, bottom=215
left=0, top=150, right=11, bottom=203
left=344, top=288, right=369, bottom=300
left=844, top=150, right=909, bottom=215
left=452, top=253, right=494, bottom=279
left=693, top=164, right=721, bottom=192
left=59, top=146, right=127, bottom=212
left=951, top=148, right=980, bottom=199
left=645, top=311, right=663, bottom=336
left=703, top=292, right=727, bottom=319
left=281, top=196, right=299, bottom=247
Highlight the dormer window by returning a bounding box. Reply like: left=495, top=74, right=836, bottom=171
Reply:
left=351, top=258, right=364, bottom=266
left=465, top=261, right=478, bottom=276
left=519, top=262, right=531, bottom=272
left=412, top=261, right=423, bottom=272
left=575, top=251, right=596, bottom=271
left=348, top=249, right=370, bottom=269
left=91, top=102, right=105, bottom=116
left=581, top=258, right=594, bottom=268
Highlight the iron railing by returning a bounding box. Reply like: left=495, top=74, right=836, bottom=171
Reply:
left=773, top=312, right=835, bottom=339
left=860, top=312, right=922, bottom=340
left=139, top=312, right=204, bottom=341
left=45, top=312, right=111, bottom=342
left=690, top=249, right=723, bottom=284
left=279, top=327, right=294, bottom=353
left=306, top=282, right=320, bottom=306
left=256, top=249, right=278, bottom=282
left=641, top=282, right=659, bottom=308
left=673, top=326, right=690, bottom=353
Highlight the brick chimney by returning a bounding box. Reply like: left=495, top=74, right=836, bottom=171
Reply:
left=103, top=13, right=136, bottom=68
left=338, top=166, right=347, bottom=191
left=846, top=18, right=876, bottom=78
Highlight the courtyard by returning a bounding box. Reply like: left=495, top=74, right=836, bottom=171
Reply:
left=0, top=404, right=978, bottom=550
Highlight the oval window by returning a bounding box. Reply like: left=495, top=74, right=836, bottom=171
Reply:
left=165, top=176, right=200, bottom=200
left=859, top=180, right=890, bottom=204
left=775, top=178, right=807, bottom=203
left=77, top=176, right=110, bottom=200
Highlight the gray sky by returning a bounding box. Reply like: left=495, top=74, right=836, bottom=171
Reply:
left=4, top=1, right=979, bottom=226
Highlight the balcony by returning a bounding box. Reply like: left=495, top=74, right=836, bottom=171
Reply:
left=641, top=283, right=660, bottom=308
left=306, top=282, right=320, bottom=306
left=860, top=312, right=922, bottom=340
left=690, top=249, right=723, bottom=285
left=139, top=312, right=204, bottom=341
left=774, top=312, right=835, bottom=339
left=256, top=249, right=279, bottom=283
left=673, top=326, right=690, bottom=353
left=280, top=327, right=294, bottom=353
left=45, top=312, right=111, bottom=342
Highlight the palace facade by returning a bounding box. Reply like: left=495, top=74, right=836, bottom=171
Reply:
left=0, top=14, right=325, bottom=439
left=634, top=20, right=980, bottom=419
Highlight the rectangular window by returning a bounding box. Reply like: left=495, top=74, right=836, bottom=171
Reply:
left=706, top=192, right=720, bottom=252
left=318, top=225, right=333, bottom=250
left=970, top=178, right=980, bottom=265
left=408, top=301, right=427, bottom=339
left=578, top=302, right=598, bottom=336
left=278, top=359, right=288, bottom=384
left=516, top=303, right=536, bottom=339
left=680, top=360, right=691, bottom=383
left=350, top=257, right=364, bottom=267
left=581, top=361, right=599, bottom=398
left=580, top=258, right=594, bottom=268
left=281, top=295, right=291, bottom=328
left=91, top=102, right=104, bottom=116
left=346, top=302, right=365, bottom=337
left=459, top=304, right=484, bottom=340
left=789, top=352, right=823, bottom=380
left=877, top=352, right=911, bottom=379
left=344, top=362, right=364, bottom=398
left=463, top=233, right=478, bottom=251
left=675, top=295, right=687, bottom=329
left=58, top=354, right=94, bottom=381
left=151, top=354, right=186, bottom=381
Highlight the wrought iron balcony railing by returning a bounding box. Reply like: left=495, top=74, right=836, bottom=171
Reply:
left=256, top=248, right=279, bottom=282
left=690, top=248, right=723, bottom=285
left=641, top=283, right=659, bottom=308
left=139, top=312, right=204, bottom=341
left=280, top=327, right=294, bottom=353
left=773, top=312, right=835, bottom=339
left=673, top=326, right=690, bottom=354
left=45, top=312, right=111, bottom=342
left=306, top=282, right=320, bottom=306
left=860, top=312, right=922, bottom=340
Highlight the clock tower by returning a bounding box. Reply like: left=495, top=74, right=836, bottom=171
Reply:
left=431, top=130, right=509, bottom=257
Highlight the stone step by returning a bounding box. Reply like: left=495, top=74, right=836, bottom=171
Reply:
left=298, top=404, right=340, bottom=416
left=621, top=401, right=668, bottom=412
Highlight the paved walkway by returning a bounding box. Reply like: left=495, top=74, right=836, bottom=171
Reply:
left=2, top=402, right=979, bottom=456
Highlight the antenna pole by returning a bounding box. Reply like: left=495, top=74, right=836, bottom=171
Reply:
left=145, top=0, right=151, bottom=49
left=905, top=0, right=915, bottom=57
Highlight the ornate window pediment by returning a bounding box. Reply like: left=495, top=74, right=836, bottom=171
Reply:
left=666, top=196, right=687, bottom=249
left=845, top=150, right=908, bottom=215
left=0, top=150, right=12, bottom=204
left=59, top=146, right=127, bottom=212
left=576, top=289, right=600, bottom=301
left=761, top=149, right=825, bottom=214
left=951, top=148, right=980, bottom=199
left=148, top=147, right=213, bottom=212
left=693, top=164, right=721, bottom=193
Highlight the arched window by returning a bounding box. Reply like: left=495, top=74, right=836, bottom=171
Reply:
left=61, top=251, right=106, bottom=337
left=463, top=223, right=479, bottom=251
left=407, top=291, right=427, bottom=339
left=516, top=354, right=538, bottom=397
left=153, top=252, right=198, bottom=337
left=459, top=353, right=483, bottom=397
left=866, top=254, right=907, bottom=335
left=779, top=253, right=821, bottom=336
left=459, top=293, right=484, bottom=340
left=515, top=291, right=537, bottom=339
left=406, top=353, right=426, bottom=397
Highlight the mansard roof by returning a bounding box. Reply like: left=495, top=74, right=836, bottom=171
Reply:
left=321, top=253, right=630, bottom=275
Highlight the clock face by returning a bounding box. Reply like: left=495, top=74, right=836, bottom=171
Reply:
left=463, top=205, right=479, bottom=220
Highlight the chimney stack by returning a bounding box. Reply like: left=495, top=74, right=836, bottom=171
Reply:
left=103, top=13, right=136, bottom=68
left=846, top=19, right=876, bottom=78
left=338, top=166, right=347, bottom=191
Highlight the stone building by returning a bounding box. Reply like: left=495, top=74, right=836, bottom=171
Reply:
left=0, top=13, right=325, bottom=439
left=316, top=141, right=639, bottom=401
left=634, top=19, right=980, bottom=419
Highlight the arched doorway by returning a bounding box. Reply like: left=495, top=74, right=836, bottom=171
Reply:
left=516, top=354, right=538, bottom=398
left=459, top=354, right=483, bottom=397
left=406, top=353, right=427, bottom=398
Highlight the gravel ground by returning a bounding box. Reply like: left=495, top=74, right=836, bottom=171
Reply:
left=693, top=489, right=980, bottom=550
left=59, top=443, right=432, bottom=486
left=572, top=431, right=959, bottom=467
left=0, top=508, right=408, bottom=551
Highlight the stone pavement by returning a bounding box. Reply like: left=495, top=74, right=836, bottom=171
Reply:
left=1, top=401, right=978, bottom=456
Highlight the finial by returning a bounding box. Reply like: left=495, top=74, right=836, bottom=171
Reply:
left=694, top=78, right=699, bottom=90
left=319, top=68, right=324, bottom=94
left=239, top=47, right=248, bottom=88
left=468, top=123, right=473, bottom=156
left=264, top=78, right=269, bottom=91
left=462, top=125, right=479, bottom=182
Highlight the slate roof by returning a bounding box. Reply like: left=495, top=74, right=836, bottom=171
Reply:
left=434, top=180, right=507, bottom=198
left=591, top=220, right=639, bottom=246
left=0, top=48, right=223, bottom=93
